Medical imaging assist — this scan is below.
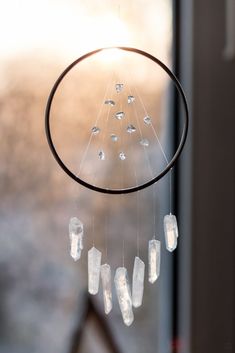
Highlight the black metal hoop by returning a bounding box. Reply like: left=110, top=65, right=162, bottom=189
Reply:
left=45, top=47, right=189, bottom=195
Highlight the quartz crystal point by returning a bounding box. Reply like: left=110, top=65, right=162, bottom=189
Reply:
left=69, top=217, right=84, bottom=261
left=128, top=95, right=135, bottom=104
left=105, top=99, right=115, bottom=106
left=115, top=83, right=124, bottom=93
left=148, top=239, right=161, bottom=283
left=132, top=256, right=145, bottom=308
left=114, top=267, right=134, bottom=326
left=164, top=214, right=178, bottom=252
left=88, top=247, right=102, bottom=295
left=101, top=264, right=112, bottom=314
left=115, top=111, right=125, bottom=120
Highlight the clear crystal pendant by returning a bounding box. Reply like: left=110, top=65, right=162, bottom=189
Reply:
left=115, top=83, right=124, bottom=93
left=101, top=264, right=112, bottom=314
left=98, top=150, right=105, bottom=160
left=119, top=152, right=126, bottom=160
left=114, top=267, right=134, bottom=326
left=143, top=116, right=151, bottom=125
left=127, top=124, right=136, bottom=134
left=69, top=217, right=84, bottom=261
left=140, top=138, right=149, bottom=147
left=128, top=95, right=135, bottom=104
left=115, top=111, right=125, bottom=120
left=91, top=126, right=100, bottom=135
left=104, top=99, right=115, bottom=106
left=132, top=256, right=145, bottom=308
left=110, top=134, right=118, bottom=142
left=148, top=239, right=161, bottom=283
left=164, top=214, right=178, bottom=252
left=88, top=246, right=102, bottom=295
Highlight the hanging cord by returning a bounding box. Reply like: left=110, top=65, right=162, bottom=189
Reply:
left=77, top=75, right=114, bottom=177
left=134, top=171, right=140, bottom=257
left=169, top=167, right=173, bottom=214
left=124, top=78, right=142, bottom=257
left=127, top=83, right=157, bottom=239
left=133, top=86, right=169, bottom=165
left=75, top=73, right=115, bottom=249
left=125, top=68, right=171, bottom=238
left=132, top=85, right=173, bottom=216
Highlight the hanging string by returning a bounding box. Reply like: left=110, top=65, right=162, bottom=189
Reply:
left=134, top=171, right=140, bottom=257
left=92, top=214, right=95, bottom=247
left=76, top=76, right=113, bottom=177
left=124, top=78, right=142, bottom=257
left=169, top=167, right=173, bottom=215
left=105, top=202, right=108, bottom=262
left=134, top=83, right=173, bottom=216
left=75, top=71, right=115, bottom=251
left=124, top=66, right=172, bottom=241
left=133, top=86, right=169, bottom=165
left=127, top=85, right=157, bottom=240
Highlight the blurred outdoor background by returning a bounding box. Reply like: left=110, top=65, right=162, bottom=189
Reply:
left=0, top=1, right=175, bottom=353
left=0, top=1, right=234, bottom=353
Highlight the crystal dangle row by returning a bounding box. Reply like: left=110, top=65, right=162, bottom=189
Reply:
left=68, top=214, right=179, bottom=326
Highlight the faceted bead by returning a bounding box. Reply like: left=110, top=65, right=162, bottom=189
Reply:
left=115, top=111, right=125, bottom=120
left=132, top=256, right=145, bottom=308
left=98, top=150, right=105, bottom=160
left=119, top=152, right=126, bottom=160
left=164, top=214, right=178, bottom=252
left=88, top=246, right=102, bottom=295
left=91, top=126, right=100, bottom=135
left=105, top=99, right=115, bottom=106
left=128, top=95, right=135, bottom=104
left=140, top=138, right=149, bottom=147
left=114, top=267, right=134, bottom=326
left=148, top=239, right=161, bottom=283
left=101, top=264, right=112, bottom=314
left=110, top=134, right=118, bottom=142
left=143, top=116, right=151, bottom=125
left=69, top=217, right=84, bottom=261
left=127, top=124, right=136, bottom=134
left=115, top=83, right=124, bottom=93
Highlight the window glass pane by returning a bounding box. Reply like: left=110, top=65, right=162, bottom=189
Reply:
left=0, top=1, right=173, bottom=353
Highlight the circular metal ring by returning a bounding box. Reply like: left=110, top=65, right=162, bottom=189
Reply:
left=45, top=46, right=189, bottom=195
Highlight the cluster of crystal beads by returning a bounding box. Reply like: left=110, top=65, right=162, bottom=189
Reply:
left=91, top=83, right=154, bottom=161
